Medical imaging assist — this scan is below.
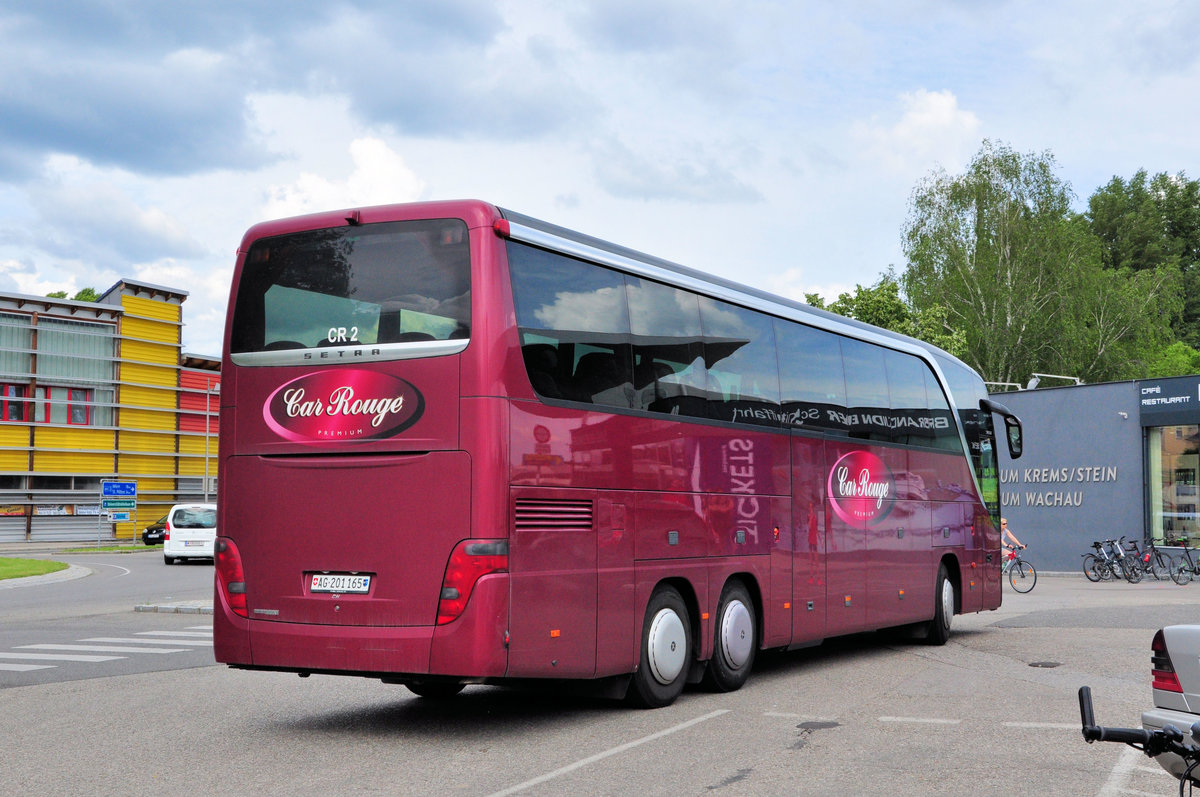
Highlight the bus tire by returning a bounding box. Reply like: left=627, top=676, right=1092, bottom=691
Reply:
left=629, top=585, right=691, bottom=709
left=702, top=581, right=756, bottom=693
left=924, top=564, right=954, bottom=646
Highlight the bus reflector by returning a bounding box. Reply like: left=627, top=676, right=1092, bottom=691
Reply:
left=550, top=629, right=561, bottom=638
left=437, top=539, right=509, bottom=625
left=493, top=219, right=511, bottom=238
left=215, top=537, right=248, bottom=618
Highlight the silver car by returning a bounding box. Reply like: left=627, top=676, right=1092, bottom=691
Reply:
left=162, top=503, right=217, bottom=564
left=1141, top=625, right=1200, bottom=783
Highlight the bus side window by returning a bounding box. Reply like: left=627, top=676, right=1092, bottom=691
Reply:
left=627, top=278, right=707, bottom=418
left=698, top=296, right=780, bottom=427
left=523, top=343, right=566, bottom=399
left=776, top=320, right=848, bottom=435
left=508, top=243, right=633, bottom=405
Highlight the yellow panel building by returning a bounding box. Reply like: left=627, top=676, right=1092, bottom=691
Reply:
left=0, top=280, right=219, bottom=543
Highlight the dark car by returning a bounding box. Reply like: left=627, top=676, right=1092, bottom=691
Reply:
left=141, top=515, right=168, bottom=545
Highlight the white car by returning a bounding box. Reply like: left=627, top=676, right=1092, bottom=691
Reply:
left=162, top=503, right=217, bottom=565
left=1141, top=625, right=1200, bottom=783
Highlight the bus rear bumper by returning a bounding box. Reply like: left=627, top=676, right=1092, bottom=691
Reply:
left=213, top=575, right=510, bottom=679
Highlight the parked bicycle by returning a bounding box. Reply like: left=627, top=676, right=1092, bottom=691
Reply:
left=1003, top=543, right=1037, bottom=593
left=1082, top=538, right=1142, bottom=583
left=1171, top=539, right=1200, bottom=586
left=1126, top=537, right=1181, bottom=582
left=1079, top=685, right=1200, bottom=794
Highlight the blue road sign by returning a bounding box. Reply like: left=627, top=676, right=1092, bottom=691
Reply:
left=101, top=480, right=137, bottom=497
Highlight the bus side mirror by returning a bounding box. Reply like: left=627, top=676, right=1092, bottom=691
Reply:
left=981, top=398, right=1023, bottom=460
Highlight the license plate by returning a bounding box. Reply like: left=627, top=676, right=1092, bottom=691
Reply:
left=310, top=574, right=371, bottom=594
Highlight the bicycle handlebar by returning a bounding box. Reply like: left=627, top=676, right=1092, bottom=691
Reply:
left=1079, top=685, right=1200, bottom=758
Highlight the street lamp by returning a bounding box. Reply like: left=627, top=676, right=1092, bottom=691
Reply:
left=204, top=381, right=220, bottom=502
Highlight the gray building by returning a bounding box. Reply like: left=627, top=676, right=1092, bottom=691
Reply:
left=992, top=374, right=1200, bottom=572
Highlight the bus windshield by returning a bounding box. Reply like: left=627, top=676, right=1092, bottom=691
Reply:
left=229, top=218, right=471, bottom=353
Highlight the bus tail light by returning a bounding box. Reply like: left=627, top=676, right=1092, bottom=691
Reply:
left=215, top=537, right=248, bottom=618
left=1151, top=629, right=1182, bottom=692
left=437, top=539, right=508, bottom=625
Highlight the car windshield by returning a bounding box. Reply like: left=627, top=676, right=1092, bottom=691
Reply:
left=173, top=508, right=216, bottom=529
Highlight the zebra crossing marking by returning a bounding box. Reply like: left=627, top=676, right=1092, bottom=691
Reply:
left=0, top=625, right=214, bottom=677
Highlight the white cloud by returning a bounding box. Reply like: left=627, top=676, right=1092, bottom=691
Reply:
left=260, top=137, right=426, bottom=219
left=768, top=267, right=854, bottom=307
left=852, top=89, right=982, bottom=177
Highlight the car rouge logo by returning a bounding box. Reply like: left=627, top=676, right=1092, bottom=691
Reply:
left=827, top=450, right=896, bottom=528
left=263, top=370, right=424, bottom=442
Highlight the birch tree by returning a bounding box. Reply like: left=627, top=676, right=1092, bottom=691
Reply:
left=901, top=141, right=1179, bottom=384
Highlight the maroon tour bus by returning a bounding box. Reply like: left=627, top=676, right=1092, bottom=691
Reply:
left=213, top=199, right=1023, bottom=707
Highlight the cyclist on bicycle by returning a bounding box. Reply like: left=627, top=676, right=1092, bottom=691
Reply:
left=1001, top=518, right=1025, bottom=570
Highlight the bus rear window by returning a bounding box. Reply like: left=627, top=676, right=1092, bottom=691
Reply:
left=229, top=219, right=471, bottom=353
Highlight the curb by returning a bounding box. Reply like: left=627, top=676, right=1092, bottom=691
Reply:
left=0, top=563, right=91, bottom=589
left=134, top=600, right=213, bottom=615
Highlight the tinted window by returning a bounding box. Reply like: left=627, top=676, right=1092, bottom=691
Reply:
left=508, top=243, right=634, bottom=407
left=934, top=353, right=998, bottom=515
left=882, top=348, right=929, bottom=446
left=627, top=278, right=706, bottom=417
left=231, top=219, right=471, bottom=353
left=923, top=367, right=962, bottom=453
left=699, top=297, right=780, bottom=426
left=776, top=320, right=847, bottom=434
left=841, top=338, right=890, bottom=441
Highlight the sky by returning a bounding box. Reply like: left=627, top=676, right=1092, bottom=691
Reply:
left=1, top=1, right=1199, bottom=357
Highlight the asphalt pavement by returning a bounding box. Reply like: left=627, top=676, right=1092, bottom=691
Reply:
left=0, top=540, right=214, bottom=614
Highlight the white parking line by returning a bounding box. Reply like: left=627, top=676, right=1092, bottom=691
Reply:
left=137, top=630, right=212, bottom=637
left=0, top=652, right=123, bottom=662
left=763, top=712, right=840, bottom=722
left=18, top=644, right=189, bottom=654
left=1098, top=745, right=1152, bottom=796
left=0, top=662, right=55, bottom=671
left=1002, top=721, right=1078, bottom=730
left=485, top=709, right=731, bottom=797
left=879, top=716, right=962, bottom=725
left=81, top=637, right=212, bottom=646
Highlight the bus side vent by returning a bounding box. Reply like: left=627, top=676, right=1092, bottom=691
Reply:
left=515, top=499, right=594, bottom=532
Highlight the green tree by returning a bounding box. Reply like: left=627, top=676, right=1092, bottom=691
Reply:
left=1145, top=341, right=1200, bottom=378
left=901, top=140, right=1179, bottom=384
left=45, top=288, right=100, bottom=302
left=806, top=276, right=966, bottom=359
left=1086, top=170, right=1200, bottom=347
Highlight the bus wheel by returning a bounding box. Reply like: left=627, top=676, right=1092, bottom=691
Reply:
left=629, top=586, right=691, bottom=708
left=702, top=581, right=756, bottom=693
left=406, top=682, right=465, bottom=699
left=924, top=564, right=954, bottom=646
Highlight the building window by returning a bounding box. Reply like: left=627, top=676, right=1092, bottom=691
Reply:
left=31, top=475, right=73, bottom=490
left=1148, top=424, right=1200, bottom=546
left=0, top=383, right=28, bottom=421
left=36, top=386, right=94, bottom=425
